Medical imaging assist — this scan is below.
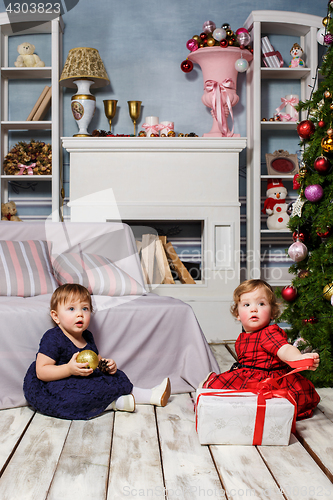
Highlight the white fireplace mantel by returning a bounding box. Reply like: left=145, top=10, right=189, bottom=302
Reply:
left=62, top=136, right=246, bottom=341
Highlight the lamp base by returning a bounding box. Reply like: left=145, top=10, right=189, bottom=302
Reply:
left=71, top=79, right=96, bottom=137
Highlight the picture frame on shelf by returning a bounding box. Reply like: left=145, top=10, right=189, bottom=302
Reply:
left=265, top=149, right=299, bottom=176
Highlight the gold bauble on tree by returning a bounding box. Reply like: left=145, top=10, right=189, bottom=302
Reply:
left=324, top=90, right=332, bottom=98
left=76, top=350, right=99, bottom=370
left=323, top=283, right=333, bottom=301
left=321, top=135, right=333, bottom=152
left=323, top=16, right=330, bottom=26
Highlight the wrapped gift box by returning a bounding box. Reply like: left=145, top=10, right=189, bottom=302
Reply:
left=196, top=389, right=295, bottom=446
left=261, top=36, right=283, bottom=68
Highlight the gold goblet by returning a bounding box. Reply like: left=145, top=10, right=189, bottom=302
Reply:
left=127, top=100, right=142, bottom=136
left=103, top=99, right=118, bottom=132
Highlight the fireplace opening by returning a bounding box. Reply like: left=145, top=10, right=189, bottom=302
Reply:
left=124, top=219, right=203, bottom=285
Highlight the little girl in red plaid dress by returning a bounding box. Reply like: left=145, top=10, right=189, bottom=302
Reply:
left=201, top=279, right=320, bottom=419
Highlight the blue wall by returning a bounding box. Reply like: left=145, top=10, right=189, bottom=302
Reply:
left=1, top=0, right=328, bottom=217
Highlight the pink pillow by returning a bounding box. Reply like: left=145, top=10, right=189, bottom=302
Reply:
left=52, top=252, right=144, bottom=296
left=0, top=240, right=57, bottom=297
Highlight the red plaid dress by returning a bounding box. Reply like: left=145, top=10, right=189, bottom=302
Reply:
left=205, top=324, right=320, bottom=419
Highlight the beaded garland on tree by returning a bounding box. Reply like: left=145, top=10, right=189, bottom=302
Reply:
left=3, top=140, right=52, bottom=176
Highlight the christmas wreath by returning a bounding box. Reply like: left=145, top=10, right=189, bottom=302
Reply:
left=3, top=140, right=52, bottom=176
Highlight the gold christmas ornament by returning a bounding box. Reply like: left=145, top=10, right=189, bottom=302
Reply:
left=321, top=135, right=333, bottom=152
left=76, top=350, right=99, bottom=370
left=327, top=128, right=333, bottom=136
left=324, top=90, right=332, bottom=98
left=323, top=16, right=330, bottom=26
left=323, top=283, right=333, bottom=300
left=207, top=37, right=215, bottom=46
left=330, top=103, right=333, bottom=110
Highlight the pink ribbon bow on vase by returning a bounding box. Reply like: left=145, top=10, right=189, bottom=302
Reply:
left=142, top=123, right=159, bottom=135
left=17, top=163, right=36, bottom=175
left=204, top=79, right=236, bottom=137
left=276, top=97, right=299, bottom=121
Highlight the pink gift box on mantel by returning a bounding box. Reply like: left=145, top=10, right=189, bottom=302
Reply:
left=195, top=388, right=295, bottom=446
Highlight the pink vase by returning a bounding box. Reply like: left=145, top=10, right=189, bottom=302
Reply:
left=188, top=47, right=252, bottom=137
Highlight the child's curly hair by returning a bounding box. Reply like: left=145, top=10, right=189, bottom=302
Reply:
left=50, top=283, right=93, bottom=313
left=230, top=279, right=280, bottom=320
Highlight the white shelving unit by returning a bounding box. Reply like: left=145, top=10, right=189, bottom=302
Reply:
left=0, top=13, right=64, bottom=221
left=243, top=10, right=322, bottom=285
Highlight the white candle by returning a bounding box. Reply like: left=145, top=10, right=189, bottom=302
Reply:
left=159, top=121, right=174, bottom=136
left=285, top=94, right=299, bottom=122
left=144, top=116, right=159, bottom=136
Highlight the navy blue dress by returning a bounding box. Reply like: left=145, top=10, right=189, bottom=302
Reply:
left=23, top=326, right=133, bottom=420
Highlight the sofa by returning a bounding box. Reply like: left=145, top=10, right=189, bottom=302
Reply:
left=0, top=221, right=219, bottom=410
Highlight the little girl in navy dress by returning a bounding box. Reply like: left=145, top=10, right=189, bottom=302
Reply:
left=200, top=279, right=320, bottom=420
left=24, top=283, right=171, bottom=420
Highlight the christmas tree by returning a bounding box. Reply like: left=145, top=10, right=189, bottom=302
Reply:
left=279, top=4, right=333, bottom=387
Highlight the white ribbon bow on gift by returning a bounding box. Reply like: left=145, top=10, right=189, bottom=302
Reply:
left=17, top=163, right=36, bottom=175
left=204, top=79, right=235, bottom=137
left=275, top=97, right=298, bottom=121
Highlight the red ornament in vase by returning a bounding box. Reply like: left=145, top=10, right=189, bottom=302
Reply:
left=187, top=47, right=252, bottom=137
left=180, top=60, right=193, bottom=73
left=297, top=120, right=315, bottom=140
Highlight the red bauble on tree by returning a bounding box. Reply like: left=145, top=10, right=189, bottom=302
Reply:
left=281, top=285, right=298, bottom=302
left=297, top=120, right=316, bottom=140
left=292, top=229, right=310, bottom=244
left=318, top=120, right=325, bottom=128
left=180, top=59, right=193, bottom=73
left=314, top=155, right=331, bottom=174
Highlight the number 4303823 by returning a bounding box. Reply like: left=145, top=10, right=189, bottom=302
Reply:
left=6, top=3, right=61, bottom=14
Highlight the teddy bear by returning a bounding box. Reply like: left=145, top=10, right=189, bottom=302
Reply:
left=1, top=201, right=22, bottom=221
left=14, top=42, right=45, bottom=68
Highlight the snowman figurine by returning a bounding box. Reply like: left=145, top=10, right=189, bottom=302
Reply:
left=289, top=43, right=305, bottom=67
left=262, top=179, right=290, bottom=230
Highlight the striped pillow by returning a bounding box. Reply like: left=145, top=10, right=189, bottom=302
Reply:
left=52, top=252, right=144, bottom=296
left=0, top=240, right=57, bottom=297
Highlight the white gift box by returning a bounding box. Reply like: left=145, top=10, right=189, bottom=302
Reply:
left=195, top=389, right=295, bottom=446
left=261, top=36, right=283, bottom=68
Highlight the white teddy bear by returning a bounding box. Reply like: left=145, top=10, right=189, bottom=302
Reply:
left=14, top=42, right=45, bottom=68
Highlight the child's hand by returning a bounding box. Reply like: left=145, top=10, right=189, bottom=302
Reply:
left=68, top=352, right=94, bottom=377
left=100, top=358, right=117, bottom=374
left=302, top=352, right=320, bottom=371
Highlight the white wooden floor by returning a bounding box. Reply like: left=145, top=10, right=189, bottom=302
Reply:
left=1, top=344, right=333, bottom=500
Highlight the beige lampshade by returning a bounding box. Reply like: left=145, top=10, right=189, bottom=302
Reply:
left=59, top=47, right=109, bottom=89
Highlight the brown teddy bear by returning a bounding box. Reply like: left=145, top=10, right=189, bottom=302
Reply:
left=1, top=201, right=22, bottom=221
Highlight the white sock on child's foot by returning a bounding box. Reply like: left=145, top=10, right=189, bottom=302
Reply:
left=131, top=386, right=152, bottom=404
left=133, top=378, right=171, bottom=407
left=106, top=394, right=135, bottom=412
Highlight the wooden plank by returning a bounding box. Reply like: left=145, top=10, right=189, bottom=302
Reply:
left=108, top=405, right=164, bottom=499
left=209, top=344, right=236, bottom=373
left=163, top=242, right=195, bottom=284
left=142, top=234, right=156, bottom=285
left=0, top=406, right=35, bottom=475
left=156, top=393, right=226, bottom=499
left=0, top=412, right=70, bottom=500
left=47, top=412, right=114, bottom=500
left=258, top=434, right=333, bottom=499
left=210, top=445, right=283, bottom=500
left=317, top=388, right=333, bottom=422
left=295, top=409, right=333, bottom=481
left=155, top=238, right=175, bottom=284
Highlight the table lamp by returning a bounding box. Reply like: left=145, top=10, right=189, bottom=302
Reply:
left=59, top=47, right=109, bottom=137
